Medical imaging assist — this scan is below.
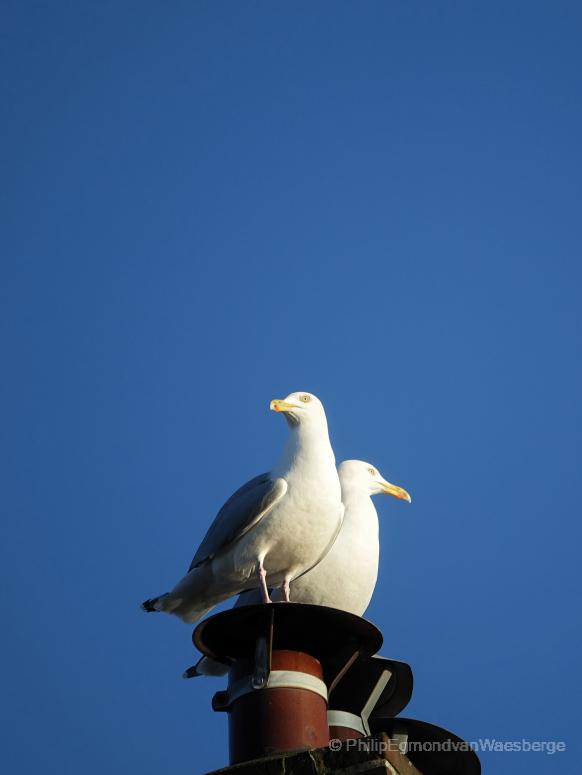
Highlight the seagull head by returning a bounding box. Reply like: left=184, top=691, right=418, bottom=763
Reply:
left=270, top=391, right=327, bottom=429
left=338, top=460, right=412, bottom=503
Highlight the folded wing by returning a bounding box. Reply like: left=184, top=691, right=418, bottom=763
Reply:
left=188, top=473, right=288, bottom=570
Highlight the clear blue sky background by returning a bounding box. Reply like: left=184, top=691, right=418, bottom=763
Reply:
left=2, top=2, right=581, bottom=774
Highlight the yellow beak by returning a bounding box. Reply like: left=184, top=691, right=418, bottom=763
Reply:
left=380, top=480, right=412, bottom=503
left=270, top=399, right=298, bottom=413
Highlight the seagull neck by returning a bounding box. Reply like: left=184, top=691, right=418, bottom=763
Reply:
left=340, top=492, right=379, bottom=537
left=274, top=422, right=335, bottom=476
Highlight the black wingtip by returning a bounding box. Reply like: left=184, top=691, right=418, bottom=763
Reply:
left=141, top=598, right=157, bottom=613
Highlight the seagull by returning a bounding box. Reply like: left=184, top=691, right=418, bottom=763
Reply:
left=184, top=459, right=411, bottom=677
left=142, top=391, right=343, bottom=624
left=266, top=459, right=411, bottom=612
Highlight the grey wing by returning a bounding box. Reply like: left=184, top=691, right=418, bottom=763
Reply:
left=188, top=473, right=288, bottom=570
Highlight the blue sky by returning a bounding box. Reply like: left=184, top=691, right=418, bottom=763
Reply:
left=2, top=2, right=581, bottom=773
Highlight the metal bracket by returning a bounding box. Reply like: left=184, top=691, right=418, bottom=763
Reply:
left=212, top=605, right=275, bottom=711
left=390, top=723, right=409, bottom=755
left=327, top=648, right=360, bottom=696
left=252, top=636, right=269, bottom=689
left=252, top=605, right=274, bottom=688
left=360, top=668, right=392, bottom=734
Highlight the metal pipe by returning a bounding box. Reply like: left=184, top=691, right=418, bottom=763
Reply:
left=223, top=649, right=329, bottom=764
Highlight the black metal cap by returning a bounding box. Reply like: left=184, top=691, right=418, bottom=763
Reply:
left=329, top=654, right=413, bottom=719
left=369, top=717, right=481, bottom=775
left=193, top=603, right=383, bottom=687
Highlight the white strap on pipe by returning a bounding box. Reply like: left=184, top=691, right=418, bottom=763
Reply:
left=225, top=669, right=328, bottom=709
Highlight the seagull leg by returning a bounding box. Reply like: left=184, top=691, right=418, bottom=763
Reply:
left=257, top=562, right=271, bottom=604
left=281, top=579, right=291, bottom=602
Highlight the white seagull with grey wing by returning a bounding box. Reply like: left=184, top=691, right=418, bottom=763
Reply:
left=184, top=459, right=411, bottom=678
left=142, top=391, right=343, bottom=624
left=268, top=459, right=411, bottom=613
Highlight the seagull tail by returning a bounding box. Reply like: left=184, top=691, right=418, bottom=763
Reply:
left=182, top=656, right=230, bottom=679
left=140, top=591, right=214, bottom=624
left=141, top=593, right=171, bottom=613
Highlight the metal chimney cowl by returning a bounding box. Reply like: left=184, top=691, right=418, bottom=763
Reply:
left=191, top=603, right=481, bottom=775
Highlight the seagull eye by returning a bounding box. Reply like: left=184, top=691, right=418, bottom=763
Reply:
left=299, top=394, right=312, bottom=403
left=368, top=467, right=376, bottom=476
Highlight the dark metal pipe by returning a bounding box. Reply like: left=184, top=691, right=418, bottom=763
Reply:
left=225, top=649, right=329, bottom=764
